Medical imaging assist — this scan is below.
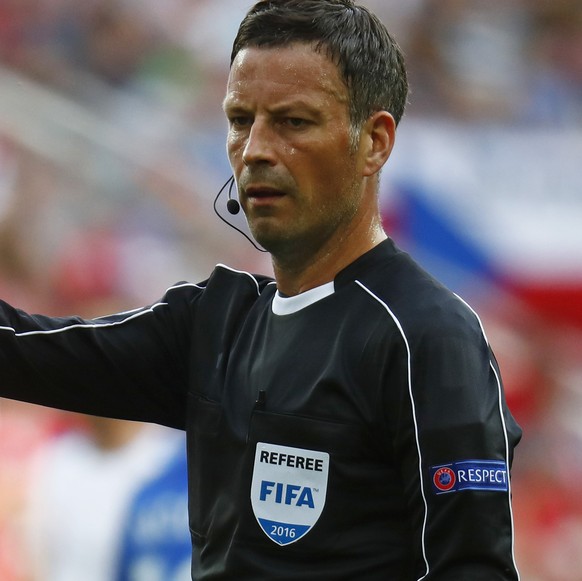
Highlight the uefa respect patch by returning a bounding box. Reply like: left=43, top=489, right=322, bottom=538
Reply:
left=251, top=442, right=329, bottom=546
left=430, top=460, right=509, bottom=495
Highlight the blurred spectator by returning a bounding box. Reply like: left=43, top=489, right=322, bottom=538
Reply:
left=24, top=415, right=181, bottom=581
left=524, top=0, right=582, bottom=125
left=0, top=401, right=64, bottom=581
left=83, top=2, right=154, bottom=88
left=403, top=0, right=531, bottom=121
left=115, top=435, right=191, bottom=581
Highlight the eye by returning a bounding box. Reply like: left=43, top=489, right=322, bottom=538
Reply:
left=229, top=115, right=253, bottom=129
left=284, top=117, right=308, bottom=128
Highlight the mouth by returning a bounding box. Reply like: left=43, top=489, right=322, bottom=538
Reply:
left=245, top=186, right=287, bottom=205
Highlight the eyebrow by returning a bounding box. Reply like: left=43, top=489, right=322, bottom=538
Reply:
left=222, top=96, right=332, bottom=119
left=270, top=100, right=324, bottom=117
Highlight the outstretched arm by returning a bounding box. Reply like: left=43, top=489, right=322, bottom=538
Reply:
left=0, top=289, right=193, bottom=429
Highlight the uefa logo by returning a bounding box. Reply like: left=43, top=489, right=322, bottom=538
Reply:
left=433, top=466, right=456, bottom=493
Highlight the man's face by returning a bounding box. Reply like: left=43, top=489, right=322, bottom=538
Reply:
left=224, top=43, right=369, bottom=260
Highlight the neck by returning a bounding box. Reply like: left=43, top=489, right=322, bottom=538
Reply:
left=272, top=221, right=386, bottom=296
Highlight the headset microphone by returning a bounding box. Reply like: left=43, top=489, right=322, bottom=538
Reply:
left=215, top=175, right=240, bottom=215
left=217, top=175, right=240, bottom=214
left=213, top=176, right=267, bottom=252
left=226, top=197, right=241, bottom=215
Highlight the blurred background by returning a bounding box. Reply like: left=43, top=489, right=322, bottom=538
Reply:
left=0, top=0, right=581, bottom=579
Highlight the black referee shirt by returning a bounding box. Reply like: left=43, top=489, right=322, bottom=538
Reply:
left=0, top=238, right=521, bottom=579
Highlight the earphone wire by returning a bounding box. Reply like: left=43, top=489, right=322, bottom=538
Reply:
left=213, top=176, right=268, bottom=253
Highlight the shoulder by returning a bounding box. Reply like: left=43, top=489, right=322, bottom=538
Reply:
left=163, top=264, right=273, bottom=299
left=158, top=264, right=275, bottom=312
left=212, top=264, right=275, bottom=294
left=353, top=247, right=484, bottom=347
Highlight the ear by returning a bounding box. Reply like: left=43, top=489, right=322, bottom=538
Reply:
left=361, top=111, right=396, bottom=177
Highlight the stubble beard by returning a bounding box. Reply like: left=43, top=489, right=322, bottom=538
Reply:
left=256, top=180, right=362, bottom=273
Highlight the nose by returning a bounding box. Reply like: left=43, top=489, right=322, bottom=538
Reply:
left=242, top=119, right=276, bottom=166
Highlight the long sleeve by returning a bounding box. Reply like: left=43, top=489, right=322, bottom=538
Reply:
left=0, top=286, right=195, bottom=429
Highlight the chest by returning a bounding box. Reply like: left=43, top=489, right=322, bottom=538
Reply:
left=195, top=294, right=394, bottom=445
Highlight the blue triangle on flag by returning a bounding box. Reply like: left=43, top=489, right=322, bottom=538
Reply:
left=384, top=184, right=500, bottom=293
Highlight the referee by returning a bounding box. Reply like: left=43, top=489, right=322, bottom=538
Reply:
left=0, top=1, right=521, bottom=579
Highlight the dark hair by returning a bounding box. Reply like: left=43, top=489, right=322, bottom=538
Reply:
left=231, top=0, right=408, bottom=131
